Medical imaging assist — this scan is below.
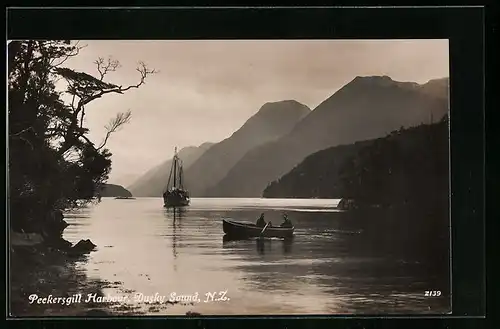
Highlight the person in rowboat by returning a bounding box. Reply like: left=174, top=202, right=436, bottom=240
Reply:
left=256, top=213, right=266, bottom=227
left=280, top=213, right=293, bottom=228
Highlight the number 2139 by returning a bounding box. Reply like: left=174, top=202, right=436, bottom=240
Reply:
left=425, top=290, right=441, bottom=297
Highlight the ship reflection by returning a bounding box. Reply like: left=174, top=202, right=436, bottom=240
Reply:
left=163, top=207, right=186, bottom=271
left=164, top=206, right=186, bottom=218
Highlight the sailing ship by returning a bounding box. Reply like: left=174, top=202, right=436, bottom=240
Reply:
left=163, top=147, right=190, bottom=207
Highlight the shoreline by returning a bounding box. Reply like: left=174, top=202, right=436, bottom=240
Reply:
left=9, top=241, right=196, bottom=317
left=9, top=243, right=126, bottom=317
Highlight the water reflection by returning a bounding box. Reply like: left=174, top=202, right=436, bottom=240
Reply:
left=163, top=207, right=186, bottom=270
left=222, top=236, right=294, bottom=256
left=255, top=238, right=294, bottom=255
left=60, top=198, right=450, bottom=315
left=283, top=238, right=293, bottom=254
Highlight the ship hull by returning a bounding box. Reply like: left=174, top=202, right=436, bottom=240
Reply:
left=163, top=190, right=190, bottom=207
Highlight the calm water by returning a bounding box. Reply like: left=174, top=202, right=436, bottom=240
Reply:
left=63, top=197, right=450, bottom=315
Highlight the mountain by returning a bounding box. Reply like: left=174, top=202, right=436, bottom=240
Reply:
left=418, top=77, right=449, bottom=101
left=128, top=143, right=213, bottom=197
left=335, top=116, right=449, bottom=207
left=262, top=140, right=372, bottom=198
left=207, top=76, right=449, bottom=197
left=184, top=100, right=311, bottom=196
left=263, top=118, right=448, bottom=199
left=100, top=184, right=133, bottom=197
left=112, top=174, right=140, bottom=188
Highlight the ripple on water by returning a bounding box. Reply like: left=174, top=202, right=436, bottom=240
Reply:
left=61, top=198, right=450, bottom=315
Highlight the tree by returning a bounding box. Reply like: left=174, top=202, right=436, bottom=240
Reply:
left=337, top=119, right=449, bottom=209
left=8, top=40, right=157, bottom=235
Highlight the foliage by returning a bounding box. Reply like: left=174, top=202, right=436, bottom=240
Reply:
left=262, top=141, right=370, bottom=198
left=263, top=116, right=449, bottom=212
left=99, top=184, right=133, bottom=198
left=8, top=41, right=156, bottom=234
left=337, top=116, right=449, bottom=209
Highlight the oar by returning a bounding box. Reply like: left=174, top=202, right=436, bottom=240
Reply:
left=259, top=222, right=269, bottom=238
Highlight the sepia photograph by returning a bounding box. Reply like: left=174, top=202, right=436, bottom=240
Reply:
left=8, top=39, right=451, bottom=317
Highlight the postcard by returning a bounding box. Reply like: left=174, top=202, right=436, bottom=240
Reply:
left=8, top=38, right=452, bottom=317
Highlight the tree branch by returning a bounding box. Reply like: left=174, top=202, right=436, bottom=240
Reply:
left=79, top=105, right=86, bottom=129
left=94, top=57, right=121, bottom=81
left=71, top=93, right=76, bottom=110
left=10, top=126, right=34, bottom=137
left=79, top=134, right=96, bottom=148
left=56, top=59, right=156, bottom=156
left=78, top=61, right=158, bottom=109
left=50, top=42, right=87, bottom=68
left=97, top=110, right=132, bottom=150
left=18, top=136, right=34, bottom=150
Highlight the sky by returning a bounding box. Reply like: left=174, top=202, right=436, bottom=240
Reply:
left=61, top=39, right=449, bottom=186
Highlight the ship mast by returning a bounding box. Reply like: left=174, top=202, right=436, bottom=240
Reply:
left=179, top=161, right=183, bottom=189
left=173, top=147, right=177, bottom=189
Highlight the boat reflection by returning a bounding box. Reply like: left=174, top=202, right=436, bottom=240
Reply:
left=283, top=238, right=293, bottom=254
left=222, top=235, right=294, bottom=255
left=256, top=237, right=294, bottom=255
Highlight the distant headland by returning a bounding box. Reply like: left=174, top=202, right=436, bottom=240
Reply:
left=99, top=184, right=133, bottom=198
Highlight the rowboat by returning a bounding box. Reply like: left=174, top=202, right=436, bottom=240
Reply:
left=222, top=219, right=294, bottom=239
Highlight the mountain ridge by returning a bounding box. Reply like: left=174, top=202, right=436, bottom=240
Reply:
left=262, top=117, right=448, bottom=198
left=184, top=100, right=311, bottom=196
left=207, top=76, right=449, bottom=197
